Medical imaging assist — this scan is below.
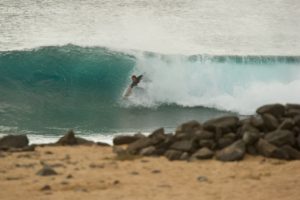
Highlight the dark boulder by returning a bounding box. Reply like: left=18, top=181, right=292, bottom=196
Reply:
left=246, top=145, right=258, bottom=155
left=278, top=118, right=294, bottom=130
left=286, top=103, right=300, bottom=110
left=190, top=147, right=214, bottom=160
left=255, top=139, right=289, bottom=159
left=216, top=140, right=246, bottom=161
left=265, top=130, right=295, bottom=147
left=297, top=135, right=300, bottom=149
left=76, top=137, right=95, bottom=145
left=294, top=115, right=300, bottom=127
left=139, top=146, right=156, bottom=156
left=113, top=135, right=140, bottom=145
left=164, top=150, right=184, bottom=161
left=37, top=166, right=58, bottom=176
left=256, top=103, right=285, bottom=118
left=154, top=134, right=176, bottom=155
left=250, top=116, right=265, bottom=131
left=0, top=134, right=29, bottom=149
left=203, top=116, right=239, bottom=134
left=285, top=109, right=300, bottom=117
left=242, top=131, right=261, bottom=145
left=280, top=145, right=300, bottom=160
left=194, top=130, right=214, bottom=140
left=170, top=139, right=198, bottom=153
left=262, top=114, right=279, bottom=131
left=217, top=137, right=235, bottom=149
left=56, top=130, right=77, bottom=145
left=198, top=139, right=216, bottom=150
left=127, top=138, right=154, bottom=154
left=238, top=123, right=259, bottom=136
left=175, top=120, right=201, bottom=134
left=148, top=128, right=166, bottom=143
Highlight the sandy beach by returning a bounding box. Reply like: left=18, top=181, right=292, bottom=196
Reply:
left=0, top=145, right=299, bottom=200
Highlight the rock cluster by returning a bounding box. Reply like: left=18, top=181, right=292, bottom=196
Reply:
left=113, top=103, right=300, bottom=161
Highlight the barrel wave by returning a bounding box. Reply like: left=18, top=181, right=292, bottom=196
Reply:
left=0, top=45, right=300, bottom=138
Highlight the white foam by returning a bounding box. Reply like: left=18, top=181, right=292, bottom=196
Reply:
left=125, top=53, right=300, bottom=114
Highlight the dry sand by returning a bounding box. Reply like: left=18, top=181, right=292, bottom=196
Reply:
left=0, top=145, right=299, bottom=200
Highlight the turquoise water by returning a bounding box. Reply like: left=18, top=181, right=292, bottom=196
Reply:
left=0, top=0, right=300, bottom=142
left=0, top=45, right=300, bottom=141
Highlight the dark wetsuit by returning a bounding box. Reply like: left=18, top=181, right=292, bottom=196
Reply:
left=130, top=75, right=143, bottom=88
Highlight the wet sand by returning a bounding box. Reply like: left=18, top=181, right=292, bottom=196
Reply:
left=0, top=145, right=299, bottom=200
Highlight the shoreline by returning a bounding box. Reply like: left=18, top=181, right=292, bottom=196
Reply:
left=1, top=103, right=300, bottom=199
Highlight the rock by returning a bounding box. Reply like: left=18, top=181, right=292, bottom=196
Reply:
left=297, top=135, right=300, bottom=149
left=154, top=134, right=176, bottom=155
left=242, top=131, right=261, bottom=145
left=190, top=147, right=214, bottom=160
left=36, top=166, right=58, bottom=176
left=265, top=130, right=295, bottom=147
left=113, top=135, right=140, bottom=145
left=217, top=137, right=235, bottom=149
left=255, top=139, right=289, bottom=159
left=256, top=103, right=285, bottom=118
left=113, top=146, right=127, bottom=157
left=197, top=176, right=208, bottom=182
left=280, top=145, right=300, bottom=160
left=175, top=120, right=201, bottom=135
left=180, top=152, right=190, bottom=160
left=96, top=141, right=110, bottom=146
left=148, top=128, right=166, bottom=143
left=194, top=130, right=214, bottom=140
left=76, top=137, right=95, bottom=145
left=151, top=169, right=161, bottom=174
left=198, top=139, right=216, bottom=150
left=286, top=103, right=300, bottom=110
left=0, top=134, right=29, bottom=148
left=278, top=118, right=294, bottom=130
left=294, top=115, right=300, bottom=127
left=246, top=145, right=258, bottom=155
left=262, top=114, right=279, bottom=131
left=164, top=150, right=183, bottom=161
left=170, top=139, right=198, bottom=153
left=216, top=140, right=246, bottom=161
left=250, top=116, right=265, bottom=131
left=238, top=123, right=259, bottom=136
left=127, top=138, right=153, bottom=154
left=56, top=130, right=77, bottom=145
left=203, top=116, right=239, bottom=134
left=285, top=109, right=300, bottom=117
left=139, top=146, right=156, bottom=156
left=40, top=185, right=51, bottom=191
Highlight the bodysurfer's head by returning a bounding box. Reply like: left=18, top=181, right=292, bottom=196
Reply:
left=131, top=75, right=137, bottom=82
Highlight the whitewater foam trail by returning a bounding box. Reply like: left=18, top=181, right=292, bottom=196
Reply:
left=127, top=52, right=300, bottom=114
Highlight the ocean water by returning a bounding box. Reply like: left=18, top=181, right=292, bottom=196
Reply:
left=0, top=0, right=300, bottom=143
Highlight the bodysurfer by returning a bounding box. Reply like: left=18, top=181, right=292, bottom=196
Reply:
left=130, top=74, right=143, bottom=88
left=123, top=74, right=143, bottom=97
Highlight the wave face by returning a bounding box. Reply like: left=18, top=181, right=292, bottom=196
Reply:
left=0, top=45, right=300, bottom=136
